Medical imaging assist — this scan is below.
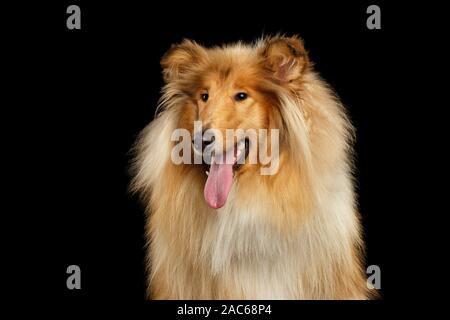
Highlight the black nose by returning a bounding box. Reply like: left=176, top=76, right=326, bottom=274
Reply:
left=192, top=129, right=215, bottom=151
left=202, top=130, right=215, bottom=149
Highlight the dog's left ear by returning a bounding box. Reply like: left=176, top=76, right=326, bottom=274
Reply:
left=261, top=35, right=309, bottom=83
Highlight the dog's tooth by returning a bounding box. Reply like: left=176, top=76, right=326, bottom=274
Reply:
left=205, top=171, right=209, bottom=176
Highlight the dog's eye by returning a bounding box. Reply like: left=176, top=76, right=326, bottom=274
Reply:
left=201, top=93, right=209, bottom=102
left=235, top=92, right=248, bottom=101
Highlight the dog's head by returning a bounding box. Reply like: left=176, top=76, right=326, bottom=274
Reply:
left=159, top=36, right=311, bottom=208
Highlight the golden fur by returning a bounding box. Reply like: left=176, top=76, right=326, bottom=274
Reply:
left=131, top=35, right=371, bottom=299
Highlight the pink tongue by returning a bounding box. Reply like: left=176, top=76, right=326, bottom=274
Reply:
left=204, top=153, right=234, bottom=209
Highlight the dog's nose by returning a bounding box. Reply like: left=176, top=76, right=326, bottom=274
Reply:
left=192, top=129, right=215, bottom=152
left=202, top=130, right=215, bottom=149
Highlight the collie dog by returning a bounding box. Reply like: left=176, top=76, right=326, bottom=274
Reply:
left=131, top=35, right=370, bottom=299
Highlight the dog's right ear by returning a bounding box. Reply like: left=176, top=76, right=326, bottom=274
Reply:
left=161, top=40, right=206, bottom=82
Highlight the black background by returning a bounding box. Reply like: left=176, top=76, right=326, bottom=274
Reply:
left=10, top=0, right=430, bottom=314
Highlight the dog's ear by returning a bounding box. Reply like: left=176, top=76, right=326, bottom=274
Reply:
left=261, top=35, right=309, bottom=83
left=161, top=39, right=206, bottom=82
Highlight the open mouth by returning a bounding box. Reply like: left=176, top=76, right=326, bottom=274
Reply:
left=201, top=138, right=250, bottom=209
left=204, top=138, right=250, bottom=176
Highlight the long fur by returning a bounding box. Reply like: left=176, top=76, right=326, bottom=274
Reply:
left=130, top=36, right=371, bottom=299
